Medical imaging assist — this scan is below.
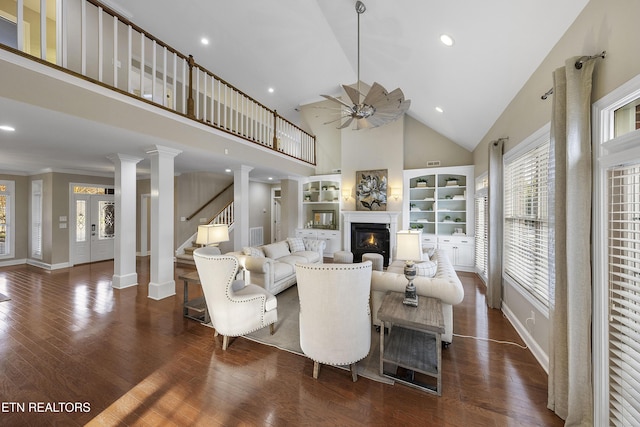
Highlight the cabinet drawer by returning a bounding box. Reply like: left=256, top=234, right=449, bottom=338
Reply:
left=296, top=229, right=317, bottom=238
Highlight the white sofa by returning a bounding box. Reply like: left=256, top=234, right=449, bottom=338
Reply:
left=232, top=238, right=326, bottom=295
left=370, top=249, right=464, bottom=343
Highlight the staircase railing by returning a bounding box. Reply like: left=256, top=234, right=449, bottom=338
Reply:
left=186, top=183, right=233, bottom=222
left=0, top=0, right=316, bottom=165
left=176, top=201, right=234, bottom=256
left=210, top=202, right=234, bottom=228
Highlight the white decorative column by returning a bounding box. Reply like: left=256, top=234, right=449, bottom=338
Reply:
left=108, top=153, right=143, bottom=289
left=146, top=145, right=182, bottom=300
left=233, top=165, right=253, bottom=249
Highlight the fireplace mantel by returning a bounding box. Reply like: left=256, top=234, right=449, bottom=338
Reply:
left=342, top=211, right=401, bottom=261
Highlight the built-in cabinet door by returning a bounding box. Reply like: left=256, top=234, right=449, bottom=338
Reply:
left=73, top=194, right=115, bottom=264
left=438, top=236, right=474, bottom=271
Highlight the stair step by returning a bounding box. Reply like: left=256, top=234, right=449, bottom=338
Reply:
left=175, top=253, right=196, bottom=266
left=184, top=246, right=198, bottom=255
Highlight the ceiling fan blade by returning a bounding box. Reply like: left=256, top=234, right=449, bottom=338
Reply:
left=398, top=99, right=411, bottom=113
left=323, top=115, right=349, bottom=125
left=342, top=84, right=362, bottom=106
left=320, top=94, right=353, bottom=109
left=337, top=117, right=356, bottom=129
left=362, top=82, right=390, bottom=106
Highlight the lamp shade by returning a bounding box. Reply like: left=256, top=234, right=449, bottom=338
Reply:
left=196, top=224, right=229, bottom=246
left=395, top=230, right=423, bottom=262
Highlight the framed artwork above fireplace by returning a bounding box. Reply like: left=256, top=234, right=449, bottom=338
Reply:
left=355, top=169, right=388, bottom=211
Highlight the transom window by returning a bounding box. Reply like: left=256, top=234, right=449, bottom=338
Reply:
left=73, top=186, right=113, bottom=194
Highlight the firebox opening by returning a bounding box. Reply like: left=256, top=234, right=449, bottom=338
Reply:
left=350, top=222, right=390, bottom=267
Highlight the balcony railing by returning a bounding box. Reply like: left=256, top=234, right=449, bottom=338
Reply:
left=0, top=0, right=316, bottom=165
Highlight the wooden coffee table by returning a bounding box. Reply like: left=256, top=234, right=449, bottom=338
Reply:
left=378, top=291, right=445, bottom=395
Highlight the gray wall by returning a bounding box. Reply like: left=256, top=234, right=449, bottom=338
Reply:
left=471, top=0, right=640, bottom=369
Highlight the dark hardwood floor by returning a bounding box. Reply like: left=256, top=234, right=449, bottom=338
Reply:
left=0, top=258, right=562, bottom=426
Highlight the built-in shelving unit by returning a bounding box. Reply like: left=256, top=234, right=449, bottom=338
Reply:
left=403, top=166, right=475, bottom=271
left=297, top=174, right=342, bottom=257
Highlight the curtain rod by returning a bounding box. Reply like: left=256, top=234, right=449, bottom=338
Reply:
left=541, top=51, right=606, bottom=100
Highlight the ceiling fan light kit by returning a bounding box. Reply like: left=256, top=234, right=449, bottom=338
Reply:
left=321, top=0, right=410, bottom=130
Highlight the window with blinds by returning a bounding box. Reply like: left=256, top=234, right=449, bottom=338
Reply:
left=503, top=141, right=550, bottom=306
left=607, top=163, right=640, bottom=424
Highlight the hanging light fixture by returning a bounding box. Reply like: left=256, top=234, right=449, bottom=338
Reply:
left=321, top=1, right=410, bottom=130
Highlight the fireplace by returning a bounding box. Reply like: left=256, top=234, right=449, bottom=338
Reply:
left=351, top=222, right=390, bottom=267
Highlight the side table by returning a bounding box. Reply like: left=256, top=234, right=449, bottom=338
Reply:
left=178, top=271, right=210, bottom=324
left=378, top=291, right=445, bottom=395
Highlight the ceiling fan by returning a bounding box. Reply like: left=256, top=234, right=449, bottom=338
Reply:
left=321, top=0, right=410, bottom=130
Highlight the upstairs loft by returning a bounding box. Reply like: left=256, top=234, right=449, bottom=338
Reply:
left=0, top=0, right=317, bottom=177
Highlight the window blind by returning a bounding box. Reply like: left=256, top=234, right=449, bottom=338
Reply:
left=608, top=163, right=640, bottom=425
left=503, top=141, right=550, bottom=306
left=475, top=192, right=488, bottom=279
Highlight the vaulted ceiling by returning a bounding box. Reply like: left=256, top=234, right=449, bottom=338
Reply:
left=108, top=0, right=589, bottom=150
left=0, top=0, right=590, bottom=178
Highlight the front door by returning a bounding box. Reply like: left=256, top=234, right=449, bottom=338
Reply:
left=73, top=194, right=115, bottom=264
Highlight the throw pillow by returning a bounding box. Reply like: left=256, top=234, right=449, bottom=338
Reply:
left=262, top=241, right=291, bottom=259
left=242, top=246, right=265, bottom=258
left=423, top=246, right=436, bottom=259
left=414, top=259, right=438, bottom=278
left=287, top=237, right=306, bottom=253
left=304, top=239, right=325, bottom=252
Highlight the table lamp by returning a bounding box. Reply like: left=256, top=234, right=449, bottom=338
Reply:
left=196, top=224, right=229, bottom=247
left=395, top=230, right=423, bottom=307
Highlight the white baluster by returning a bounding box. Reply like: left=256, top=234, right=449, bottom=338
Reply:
left=98, top=6, right=103, bottom=82
left=152, top=40, right=157, bottom=102
left=113, top=15, right=118, bottom=88
left=81, top=0, right=86, bottom=75
left=139, top=32, right=144, bottom=98
left=40, top=0, right=46, bottom=60
left=162, top=47, right=167, bottom=107
left=127, top=25, right=132, bottom=93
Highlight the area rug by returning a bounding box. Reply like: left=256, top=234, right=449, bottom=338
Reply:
left=243, top=286, right=393, bottom=385
left=0, top=293, right=10, bottom=302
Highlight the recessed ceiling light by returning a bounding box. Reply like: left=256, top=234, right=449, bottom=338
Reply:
left=201, top=37, right=209, bottom=45
left=435, top=106, right=444, bottom=113
left=268, top=87, right=274, bottom=93
left=0, top=125, right=15, bottom=131
left=225, top=168, right=231, bottom=173
left=268, top=177, right=273, bottom=181
left=440, top=34, right=454, bottom=47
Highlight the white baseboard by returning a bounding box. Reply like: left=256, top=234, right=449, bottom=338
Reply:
left=26, top=259, right=72, bottom=270
left=502, top=302, right=549, bottom=374
left=0, top=258, right=27, bottom=267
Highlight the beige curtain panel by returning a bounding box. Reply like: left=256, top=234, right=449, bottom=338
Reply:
left=546, top=57, right=595, bottom=426
left=486, top=138, right=504, bottom=310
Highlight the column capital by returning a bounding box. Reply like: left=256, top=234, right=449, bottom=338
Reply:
left=233, top=165, right=254, bottom=174
left=145, top=145, right=182, bottom=158
left=107, top=153, right=144, bottom=164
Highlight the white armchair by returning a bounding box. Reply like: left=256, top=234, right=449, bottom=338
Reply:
left=193, top=249, right=278, bottom=350
left=295, top=261, right=373, bottom=381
